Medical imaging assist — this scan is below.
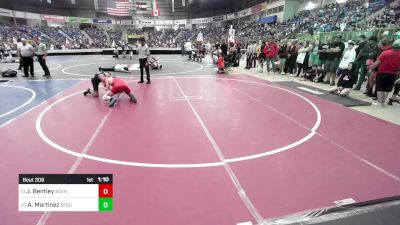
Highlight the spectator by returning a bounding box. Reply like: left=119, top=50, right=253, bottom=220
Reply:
left=257, top=40, right=266, bottom=73
left=309, top=40, right=320, bottom=67
left=368, top=39, right=400, bottom=106
left=317, top=39, right=330, bottom=67
left=221, top=41, right=228, bottom=56
left=285, top=40, right=299, bottom=75
left=301, top=64, right=318, bottom=81
left=323, top=35, right=345, bottom=86
left=353, top=35, right=367, bottom=86
left=354, top=36, right=378, bottom=90
left=245, top=41, right=256, bottom=69
left=264, top=37, right=279, bottom=74
left=296, top=41, right=311, bottom=77
left=314, top=65, right=326, bottom=82
left=329, top=62, right=356, bottom=96
left=338, top=41, right=356, bottom=72
left=278, top=40, right=288, bottom=75
left=366, top=39, right=392, bottom=97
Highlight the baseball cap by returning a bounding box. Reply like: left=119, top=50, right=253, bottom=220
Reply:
left=393, top=39, right=400, bottom=49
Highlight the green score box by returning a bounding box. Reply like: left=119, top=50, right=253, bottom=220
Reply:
left=99, top=198, right=113, bottom=212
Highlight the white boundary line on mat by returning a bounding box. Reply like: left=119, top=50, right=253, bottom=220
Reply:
left=0, top=85, right=36, bottom=118
left=35, top=76, right=321, bottom=168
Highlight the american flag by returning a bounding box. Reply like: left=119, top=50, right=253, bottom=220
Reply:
left=107, top=0, right=133, bottom=17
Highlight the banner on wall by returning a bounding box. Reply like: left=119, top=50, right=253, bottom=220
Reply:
left=261, top=2, right=267, bottom=12
left=115, top=20, right=134, bottom=25
left=24, top=12, right=41, bottom=20
left=174, top=19, right=187, bottom=25
left=237, top=8, right=251, bottom=18
left=42, top=15, right=66, bottom=22
left=92, top=18, right=113, bottom=24
left=68, top=17, right=91, bottom=23
left=259, top=15, right=277, bottom=24
left=212, top=15, right=225, bottom=21
left=155, top=20, right=173, bottom=25
left=13, top=11, right=41, bottom=20
left=0, top=8, right=13, bottom=17
left=128, top=34, right=144, bottom=38
left=139, top=20, right=154, bottom=27
left=191, top=17, right=212, bottom=24
left=226, top=13, right=236, bottom=20
left=251, top=2, right=267, bottom=14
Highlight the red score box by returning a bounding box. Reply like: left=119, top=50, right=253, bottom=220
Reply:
left=99, top=184, right=113, bottom=198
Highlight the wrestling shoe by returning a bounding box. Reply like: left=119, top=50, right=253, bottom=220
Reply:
left=109, top=97, right=117, bottom=107
left=130, top=95, right=137, bottom=103
left=83, top=88, right=90, bottom=96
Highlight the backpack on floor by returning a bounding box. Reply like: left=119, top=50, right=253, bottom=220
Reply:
left=1, top=69, right=17, bottom=77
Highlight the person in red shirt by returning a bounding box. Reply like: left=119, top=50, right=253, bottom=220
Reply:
left=263, top=37, right=279, bottom=74
left=217, top=53, right=225, bottom=73
left=368, top=39, right=400, bottom=106
left=365, top=39, right=392, bottom=97
left=102, top=75, right=137, bottom=107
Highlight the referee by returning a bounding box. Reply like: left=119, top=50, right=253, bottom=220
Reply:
left=20, top=38, right=35, bottom=77
left=34, top=37, right=51, bottom=77
left=138, top=37, right=150, bottom=84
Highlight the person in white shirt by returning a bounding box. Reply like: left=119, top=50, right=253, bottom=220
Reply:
left=16, top=38, right=23, bottom=70
left=19, top=38, right=35, bottom=77
left=197, top=31, right=203, bottom=42
left=137, top=37, right=151, bottom=84
left=245, top=41, right=257, bottom=69
left=338, top=41, right=356, bottom=71
left=34, top=37, right=51, bottom=77
left=205, top=41, right=212, bottom=55
left=245, top=42, right=254, bottom=69
left=99, top=64, right=130, bottom=73
left=184, top=40, right=193, bottom=60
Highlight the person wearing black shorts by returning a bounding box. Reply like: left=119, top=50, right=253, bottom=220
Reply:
left=83, top=72, right=110, bottom=97
left=368, top=39, right=400, bottom=106
left=322, top=35, right=345, bottom=86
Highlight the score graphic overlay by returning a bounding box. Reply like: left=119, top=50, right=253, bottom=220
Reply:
left=19, top=174, right=113, bottom=212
